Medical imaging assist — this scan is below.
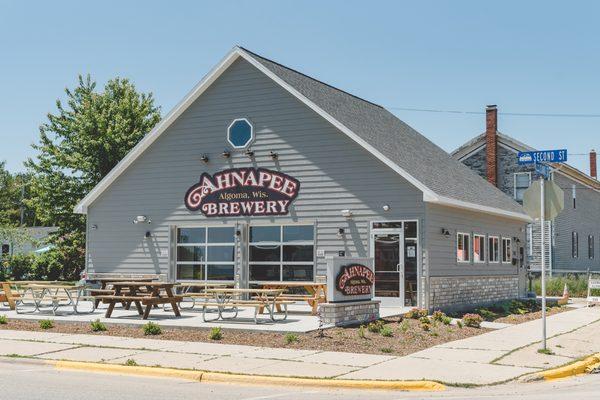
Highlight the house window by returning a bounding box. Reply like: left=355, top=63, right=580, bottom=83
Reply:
left=589, top=235, right=595, bottom=259
left=488, top=236, right=499, bottom=263
left=572, top=185, right=577, bottom=209
left=249, top=225, right=314, bottom=282
left=176, top=226, right=236, bottom=281
left=457, top=233, right=471, bottom=263
left=514, top=172, right=531, bottom=202
left=502, top=238, right=512, bottom=263
left=227, top=118, right=253, bottom=149
left=473, top=234, right=486, bottom=263
left=572, top=231, right=579, bottom=258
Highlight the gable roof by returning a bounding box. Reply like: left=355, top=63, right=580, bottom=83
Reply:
left=452, top=131, right=600, bottom=192
left=75, top=46, right=530, bottom=221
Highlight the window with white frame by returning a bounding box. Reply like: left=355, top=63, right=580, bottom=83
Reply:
left=176, top=226, right=236, bottom=281
left=514, top=172, right=531, bottom=202
left=589, top=235, right=595, bottom=259
left=457, top=232, right=471, bottom=262
left=473, top=234, right=486, bottom=263
left=502, top=237, right=512, bottom=263
left=488, top=236, right=499, bottom=263
left=249, top=225, right=314, bottom=282
left=572, top=231, right=579, bottom=258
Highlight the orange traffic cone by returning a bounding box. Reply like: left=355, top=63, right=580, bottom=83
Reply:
left=558, top=283, right=569, bottom=305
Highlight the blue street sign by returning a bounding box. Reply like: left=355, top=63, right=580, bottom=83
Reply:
left=517, top=149, right=568, bottom=165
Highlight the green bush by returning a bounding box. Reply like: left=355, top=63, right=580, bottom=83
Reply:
left=284, top=332, right=299, bottom=344
left=405, top=308, right=428, bottom=319
left=0, top=315, right=7, bottom=324
left=420, top=322, right=431, bottom=331
left=2, top=251, right=64, bottom=281
left=399, top=320, right=409, bottom=333
left=419, top=316, right=430, bottom=325
left=358, top=325, right=366, bottom=339
left=462, top=313, right=483, bottom=328
left=125, top=359, right=138, bottom=366
left=476, top=308, right=498, bottom=321
left=380, top=325, right=394, bottom=337
left=90, top=319, right=107, bottom=332
left=380, top=347, right=393, bottom=353
left=39, top=319, right=54, bottom=329
left=142, top=322, right=161, bottom=336
left=367, top=320, right=384, bottom=333
left=209, top=327, right=223, bottom=340
left=432, top=310, right=452, bottom=324
left=532, top=275, right=589, bottom=298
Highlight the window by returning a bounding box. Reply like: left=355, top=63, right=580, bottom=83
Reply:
left=176, top=226, right=236, bottom=281
left=473, top=234, right=486, bottom=263
left=572, top=231, right=579, bottom=258
left=488, top=236, right=499, bottom=263
left=502, top=238, right=512, bottom=263
left=227, top=118, right=253, bottom=149
left=457, top=233, right=471, bottom=262
left=1, top=244, right=9, bottom=257
left=249, top=225, right=314, bottom=282
left=514, top=172, right=531, bottom=202
left=589, top=235, right=595, bottom=259
left=572, top=185, right=577, bottom=209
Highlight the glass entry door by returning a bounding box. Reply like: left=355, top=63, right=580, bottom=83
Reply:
left=371, top=230, right=404, bottom=306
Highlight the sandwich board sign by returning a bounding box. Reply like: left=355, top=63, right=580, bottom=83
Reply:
left=588, top=276, right=600, bottom=306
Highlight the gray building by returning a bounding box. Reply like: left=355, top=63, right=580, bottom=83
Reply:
left=75, top=47, right=530, bottom=310
left=453, top=105, right=600, bottom=274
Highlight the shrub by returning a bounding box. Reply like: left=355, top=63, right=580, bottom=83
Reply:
left=399, top=320, right=409, bottom=333
left=367, top=320, right=384, bottom=333
left=90, top=319, right=107, bottom=332
left=419, top=316, right=430, bottom=325
left=406, top=308, right=428, bottom=319
left=432, top=310, right=446, bottom=322
left=380, top=347, right=393, bottom=353
left=209, top=327, right=223, bottom=340
left=125, top=359, right=138, bottom=366
left=142, top=322, right=161, bottom=336
left=533, top=275, right=589, bottom=298
left=0, top=315, right=7, bottom=325
left=284, top=332, right=299, bottom=344
left=456, top=320, right=463, bottom=329
left=537, top=348, right=555, bottom=355
left=476, top=308, right=497, bottom=321
left=39, top=319, right=54, bottom=330
left=380, top=325, right=394, bottom=337
left=420, top=322, right=431, bottom=331
left=358, top=325, right=366, bottom=339
left=462, top=313, right=483, bottom=328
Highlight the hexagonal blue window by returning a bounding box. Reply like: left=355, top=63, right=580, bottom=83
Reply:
left=227, top=118, right=253, bottom=149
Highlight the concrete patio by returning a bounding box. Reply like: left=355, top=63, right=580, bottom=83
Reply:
left=1, top=301, right=410, bottom=332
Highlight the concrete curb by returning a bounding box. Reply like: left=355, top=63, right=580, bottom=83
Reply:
left=522, top=353, right=600, bottom=382
left=50, top=360, right=445, bottom=391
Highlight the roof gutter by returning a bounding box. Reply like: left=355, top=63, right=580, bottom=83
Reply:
left=426, top=195, right=532, bottom=223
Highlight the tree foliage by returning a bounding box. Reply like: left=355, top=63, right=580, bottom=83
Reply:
left=25, top=75, right=161, bottom=279
left=0, top=162, right=36, bottom=226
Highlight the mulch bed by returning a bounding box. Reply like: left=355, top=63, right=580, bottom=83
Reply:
left=0, top=316, right=486, bottom=356
left=494, top=306, right=569, bottom=324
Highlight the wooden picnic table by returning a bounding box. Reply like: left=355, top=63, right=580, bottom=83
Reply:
left=260, top=282, right=327, bottom=315
left=202, top=288, right=290, bottom=323
left=97, top=282, right=182, bottom=320
left=87, top=277, right=155, bottom=308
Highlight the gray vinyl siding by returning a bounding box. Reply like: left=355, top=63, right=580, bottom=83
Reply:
left=86, top=58, right=426, bottom=278
left=425, top=203, right=525, bottom=277
left=551, top=173, right=600, bottom=272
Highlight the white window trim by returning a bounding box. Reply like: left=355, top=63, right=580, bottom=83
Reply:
left=513, top=172, right=532, bottom=200
left=457, top=232, right=471, bottom=263
left=502, top=237, right=512, bottom=264
left=227, top=117, right=254, bottom=149
left=473, top=234, right=486, bottom=263
left=588, top=235, right=595, bottom=259
left=488, top=236, right=500, bottom=263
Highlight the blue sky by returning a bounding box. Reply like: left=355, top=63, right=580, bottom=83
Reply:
left=1, top=0, right=599, bottom=173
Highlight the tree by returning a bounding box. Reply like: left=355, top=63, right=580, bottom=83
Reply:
left=0, top=162, right=36, bottom=226
left=26, top=75, right=161, bottom=279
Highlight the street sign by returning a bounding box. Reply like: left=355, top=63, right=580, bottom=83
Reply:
left=518, top=149, right=567, bottom=165
left=522, top=180, right=564, bottom=219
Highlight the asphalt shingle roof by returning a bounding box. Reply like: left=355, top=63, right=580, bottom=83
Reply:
left=242, top=48, right=525, bottom=216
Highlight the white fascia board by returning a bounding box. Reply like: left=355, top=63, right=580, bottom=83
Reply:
left=74, top=47, right=243, bottom=214
left=431, top=195, right=532, bottom=223
left=236, top=49, right=440, bottom=203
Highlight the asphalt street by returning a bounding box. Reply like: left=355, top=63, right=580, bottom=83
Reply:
left=0, top=358, right=599, bottom=400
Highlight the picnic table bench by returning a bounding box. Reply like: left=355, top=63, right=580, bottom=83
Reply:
left=260, top=282, right=327, bottom=315
left=203, top=288, right=293, bottom=324
left=175, top=282, right=232, bottom=309
left=16, top=283, right=96, bottom=315
left=96, top=282, right=182, bottom=319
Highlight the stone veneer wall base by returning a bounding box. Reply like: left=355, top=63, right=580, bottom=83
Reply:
left=319, top=300, right=380, bottom=327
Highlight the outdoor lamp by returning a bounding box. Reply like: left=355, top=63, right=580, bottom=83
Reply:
left=222, top=150, right=231, bottom=158
left=337, top=228, right=345, bottom=238
left=133, top=215, right=151, bottom=224
left=245, top=149, right=254, bottom=158
left=441, top=228, right=451, bottom=238
left=340, top=209, right=353, bottom=218
left=201, top=154, right=209, bottom=163
left=270, top=151, right=279, bottom=160
left=382, top=204, right=390, bottom=211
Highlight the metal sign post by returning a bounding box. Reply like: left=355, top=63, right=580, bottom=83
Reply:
left=519, top=149, right=567, bottom=352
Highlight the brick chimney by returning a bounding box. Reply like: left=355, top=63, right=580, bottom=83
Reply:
left=590, top=149, right=597, bottom=179
left=485, top=105, right=498, bottom=186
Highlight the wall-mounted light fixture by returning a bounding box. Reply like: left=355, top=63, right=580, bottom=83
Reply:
left=337, top=228, right=345, bottom=238
left=245, top=149, right=254, bottom=158
left=270, top=151, right=279, bottom=160
left=91, top=224, right=98, bottom=230
left=222, top=150, right=231, bottom=158
left=132, top=215, right=151, bottom=224
left=201, top=154, right=209, bottom=163
left=340, top=209, right=353, bottom=218
left=382, top=204, right=390, bottom=212
left=441, top=228, right=450, bottom=238
left=145, top=231, right=152, bottom=238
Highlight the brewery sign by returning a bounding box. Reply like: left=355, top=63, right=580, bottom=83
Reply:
left=336, top=264, right=375, bottom=296
left=184, top=167, right=300, bottom=217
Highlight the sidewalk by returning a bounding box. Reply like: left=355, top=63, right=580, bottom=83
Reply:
left=1, top=306, right=599, bottom=385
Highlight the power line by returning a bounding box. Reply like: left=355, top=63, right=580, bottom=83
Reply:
left=388, top=106, right=600, bottom=118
